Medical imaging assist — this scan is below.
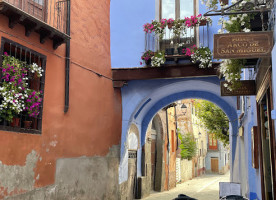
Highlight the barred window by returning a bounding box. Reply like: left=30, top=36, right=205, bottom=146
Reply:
left=0, top=37, right=46, bottom=134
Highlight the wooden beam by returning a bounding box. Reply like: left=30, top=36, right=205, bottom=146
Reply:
left=113, top=81, right=127, bottom=88
left=112, top=63, right=220, bottom=81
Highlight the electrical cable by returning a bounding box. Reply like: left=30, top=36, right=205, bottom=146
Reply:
left=0, top=28, right=113, bottom=81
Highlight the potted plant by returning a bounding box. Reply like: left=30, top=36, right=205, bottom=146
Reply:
left=141, top=50, right=154, bottom=66
left=184, top=45, right=197, bottom=56
left=173, top=19, right=185, bottom=37
left=152, top=19, right=166, bottom=39
left=219, top=59, right=244, bottom=91
left=177, top=43, right=187, bottom=55
left=190, top=46, right=213, bottom=68
left=0, top=52, right=44, bottom=127
left=167, top=18, right=174, bottom=29
left=151, top=51, right=165, bottom=67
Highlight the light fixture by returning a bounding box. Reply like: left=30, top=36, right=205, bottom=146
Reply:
left=181, top=104, right=187, bottom=115
left=181, top=104, right=187, bottom=109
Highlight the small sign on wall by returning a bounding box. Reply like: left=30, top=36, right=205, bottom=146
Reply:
left=239, top=126, right=244, bottom=137
left=214, top=31, right=273, bottom=59
left=221, top=80, right=256, bottom=96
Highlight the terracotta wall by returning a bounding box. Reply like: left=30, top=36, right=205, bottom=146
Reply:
left=0, top=0, right=122, bottom=198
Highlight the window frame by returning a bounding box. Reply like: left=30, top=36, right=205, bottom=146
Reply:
left=159, top=0, right=197, bottom=20
left=208, top=133, right=218, bottom=150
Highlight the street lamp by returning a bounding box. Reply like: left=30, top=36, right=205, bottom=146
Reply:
left=181, top=104, right=187, bottom=115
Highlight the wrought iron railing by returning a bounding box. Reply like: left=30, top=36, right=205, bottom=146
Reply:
left=145, top=28, right=196, bottom=57
left=3, top=0, right=69, bottom=33
left=144, top=24, right=209, bottom=58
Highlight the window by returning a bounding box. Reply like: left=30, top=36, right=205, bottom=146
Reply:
left=160, top=0, right=196, bottom=52
left=33, top=0, right=44, bottom=5
left=161, top=0, right=194, bottom=21
left=0, top=37, right=46, bottom=134
left=208, top=133, right=218, bottom=150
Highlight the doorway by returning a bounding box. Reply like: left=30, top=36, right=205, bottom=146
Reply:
left=259, top=91, right=273, bottom=200
left=211, top=157, right=219, bottom=173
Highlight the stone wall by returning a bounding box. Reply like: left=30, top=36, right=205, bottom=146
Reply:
left=4, top=146, right=120, bottom=200
left=180, top=159, right=193, bottom=182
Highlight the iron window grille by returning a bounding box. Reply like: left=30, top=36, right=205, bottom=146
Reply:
left=0, top=37, right=46, bottom=134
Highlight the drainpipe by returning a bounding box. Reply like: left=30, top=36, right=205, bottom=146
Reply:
left=64, top=0, right=71, bottom=113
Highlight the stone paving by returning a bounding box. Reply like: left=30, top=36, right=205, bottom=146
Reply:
left=143, top=171, right=230, bottom=200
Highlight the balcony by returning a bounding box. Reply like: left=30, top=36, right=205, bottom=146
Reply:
left=0, top=0, right=70, bottom=49
left=144, top=17, right=210, bottom=66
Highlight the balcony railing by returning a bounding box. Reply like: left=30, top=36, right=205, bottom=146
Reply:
left=2, top=0, right=68, bottom=33
left=0, top=0, right=70, bottom=48
left=145, top=28, right=195, bottom=54
left=144, top=22, right=209, bottom=64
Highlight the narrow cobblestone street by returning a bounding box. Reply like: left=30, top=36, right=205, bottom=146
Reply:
left=144, top=171, right=230, bottom=200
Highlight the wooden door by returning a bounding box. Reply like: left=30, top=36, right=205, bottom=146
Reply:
left=211, top=157, right=219, bottom=173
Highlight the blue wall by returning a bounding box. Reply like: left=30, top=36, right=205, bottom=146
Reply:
left=118, top=76, right=239, bottom=184
left=110, top=0, right=155, bottom=68
left=110, top=0, right=222, bottom=68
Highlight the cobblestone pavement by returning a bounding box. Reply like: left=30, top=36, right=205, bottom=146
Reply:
left=143, top=171, right=230, bottom=200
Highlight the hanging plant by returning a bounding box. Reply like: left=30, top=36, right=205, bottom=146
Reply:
left=191, top=47, right=213, bottom=68
left=219, top=59, right=245, bottom=91
left=218, top=13, right=253, bottom=34
left=143, top=15, right=212, bottom=36
left=167, top=18, right=174, bottom=29
left=151, top=51, right=165, bottom=67
left=172, top=19, right=186, bottom=37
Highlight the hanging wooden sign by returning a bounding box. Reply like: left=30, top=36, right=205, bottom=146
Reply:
left=214, top=31, right=273, bottom=59
left=221, top=80, right=256, bottom=96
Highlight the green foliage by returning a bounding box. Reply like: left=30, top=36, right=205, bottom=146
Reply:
left=195, top=100, right=229, bottom=145
left=178, top=131, right=197, bottom=160
left=224, top=14, right=254, bottom=33
left=220, top=59, right=245, bottom=91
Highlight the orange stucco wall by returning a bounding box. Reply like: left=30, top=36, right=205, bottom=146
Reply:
left=0, top=0, right=121, bottom=197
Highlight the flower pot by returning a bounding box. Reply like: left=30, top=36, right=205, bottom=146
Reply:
left=24, top=121, right=32, bottom=129
left=30, top=73, right=40, bottom=91
left=145, top=59, right=152, bottom=66
left=167, top=23, right=173, bottom=29
left=165, top=48, right=175, bottom=55
left=219, top=0, right=228, bottom=5
left=177, top=47, right=186, bottom=55
left=199, top=20, right=207, bottom=26
left=10, top=117, right=20, bottom=127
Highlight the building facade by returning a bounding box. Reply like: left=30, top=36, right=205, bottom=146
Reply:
left=0, top=0, right=122, bottom=199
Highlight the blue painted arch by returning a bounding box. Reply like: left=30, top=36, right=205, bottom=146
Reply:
left=141, top=90, right=238, bottom=145
left=119, top=76, right=239, bottom=183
